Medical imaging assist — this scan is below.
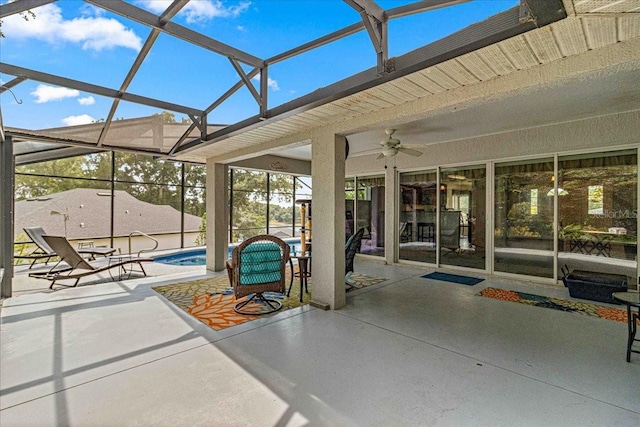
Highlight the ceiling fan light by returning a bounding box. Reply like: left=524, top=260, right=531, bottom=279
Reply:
left=447, top=174, right=467, bottom=180
left=382, top=147, right=397, bottom=157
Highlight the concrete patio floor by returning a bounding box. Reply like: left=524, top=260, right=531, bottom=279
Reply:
left=1, top=259, right=639, bottom=426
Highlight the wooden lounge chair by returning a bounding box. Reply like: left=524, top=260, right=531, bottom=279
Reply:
left=29, top=235, right=152, bottom=289
left=15, top=226, right=116, bottom=269
left=226, top=235, right=290, bottom=315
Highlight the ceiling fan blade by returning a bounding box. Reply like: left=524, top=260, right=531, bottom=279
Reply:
left=398, top=146, right=423, bottom=157
left=376, top=152, right=385, bottom=160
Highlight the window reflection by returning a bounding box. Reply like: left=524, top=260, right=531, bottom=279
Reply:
left=440, top=166, right=486, bottom=270
left=494, top=159, right=554, bottom=278
left=399, top=170, right=437, bottom=264
left=558, top=151, right=637, bottom=281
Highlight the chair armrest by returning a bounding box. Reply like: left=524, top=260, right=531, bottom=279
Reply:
left=225, top=260, right=234, bottom=283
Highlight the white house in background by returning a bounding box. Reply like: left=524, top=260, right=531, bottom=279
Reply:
left=14, top=188, right=203, bottom=254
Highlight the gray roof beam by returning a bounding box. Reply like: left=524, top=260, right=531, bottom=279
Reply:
left=266, top=22, right=364, bottom=65
left=85, top=0, right=263, bottom=68
left=98, top=1, right=188, bottom=147
left=168, top=119, right=199, bottom=156
left=0, top=63, right=203, bottom=116
left=204, top=67, right=261, bottom=115
left=0, top=0, right=57, bottom=18
left=98, top=31, right=161, bottom=147
left=344, top=0, right=388, bottom=75
left=344, top=0, right=385, bottom=22
left=386, top=0, right=469, bottom=19
left=267, top=0, right=465, bottom=66
left=159, top=0, right=190, bottom=24
left=521, top=0, right=567, bottom=26
left=175, top=4, right=565, bottom=154
left=15, top=145, right=100, bottom=166
left=0, top=76, right=27, bottom=92
left=5, top=128, right=168, bottom=157
left=228, top=58, right=263, bottom=109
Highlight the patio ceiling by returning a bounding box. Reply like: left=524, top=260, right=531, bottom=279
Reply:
left=2, top=0, right=640, bottom=166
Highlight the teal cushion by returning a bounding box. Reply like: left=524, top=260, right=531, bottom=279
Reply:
left=345, top=234, right=354, bottom=250
left=239, top=242, right=283, bottom=286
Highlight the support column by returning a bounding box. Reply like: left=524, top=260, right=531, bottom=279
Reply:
left=310, top=132, right=346, bottom=310
left=205, top=160, right=228, bottom=272
left=1, top=134, right=14, bottom=298
left=384, top=165, right=397, bottom=264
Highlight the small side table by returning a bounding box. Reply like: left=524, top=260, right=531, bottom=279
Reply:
left=612, top=292, right=640, bottom=362
left=108, top=255, right=134, bottom=281
left=289, top=253, right=311, bottom=302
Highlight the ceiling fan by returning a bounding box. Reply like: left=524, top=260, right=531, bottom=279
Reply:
left=376, top=128, right=423, bottom=159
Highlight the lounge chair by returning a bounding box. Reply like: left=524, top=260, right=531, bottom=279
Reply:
left=15, top=226, right=116, bottom=269
left=226, top=235, right=290, bottom=315
left=29, top=235, right=152, bottom=289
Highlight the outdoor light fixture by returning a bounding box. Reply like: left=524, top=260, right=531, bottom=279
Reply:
left=547, top=175, right=568, bottom=196
left=547, top=188, right=569, bottom=196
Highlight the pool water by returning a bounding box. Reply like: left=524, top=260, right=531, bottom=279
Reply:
left=154, top=239, right=301, bottom=266
left=153, top=249, right=208, bottom=266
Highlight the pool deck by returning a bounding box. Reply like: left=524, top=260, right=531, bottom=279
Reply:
left=2, top=259, right=639, bottom=425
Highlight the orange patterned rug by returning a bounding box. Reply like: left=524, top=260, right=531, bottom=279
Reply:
left=477, top=287, right=635, bottom=323
left=153, top=271, right=386, bottom=330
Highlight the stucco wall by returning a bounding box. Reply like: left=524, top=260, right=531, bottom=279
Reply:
left=347, top=110, right=640, bottom=175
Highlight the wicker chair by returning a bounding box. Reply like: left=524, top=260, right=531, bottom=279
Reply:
left=226, top=235, right=290, bottom=315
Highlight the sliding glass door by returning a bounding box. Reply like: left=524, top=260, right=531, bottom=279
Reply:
left=494, top=158, right=554, bottom=278
left=558, top=150, right=637, bottom=283
left=398, top=170, right=437, bottom=264
left=439, top=166, right=486, bottom=270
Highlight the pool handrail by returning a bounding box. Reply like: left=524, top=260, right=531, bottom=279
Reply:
left=128, top=231, right=159, bottom=257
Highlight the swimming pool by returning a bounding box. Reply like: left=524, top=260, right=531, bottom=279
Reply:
left=153, top=239, right=301, bottom=266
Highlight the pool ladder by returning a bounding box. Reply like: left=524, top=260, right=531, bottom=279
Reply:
left=128, top=231, right=159, bottom=257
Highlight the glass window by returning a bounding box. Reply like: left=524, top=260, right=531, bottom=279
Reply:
left=229, top=169, right=268, bottom=242
left=294, top=176, right=312, bottom=238
left=115, top=153, right=181, bottom=185
left=440, top=166, right=486, bottom=270
left=558, top=150, right=637, bottom=280
left=399, top=170, right=437, bottom=264
left=269, top=174, right=294, bottom=238
left=356, top=175, right=384, bottom=257
left=184, top=186, right=206, bottom=248
left=494, top=158, right=554, bottom=278
left=16, top=152, right=112, bottom=181
left=345, top=178, right=356, bottom=238
left=588, top=185, right=604, bottom=215
left=114, top=182, right=183, bottom=253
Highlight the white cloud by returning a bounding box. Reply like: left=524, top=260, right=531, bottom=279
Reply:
left=78, top=96, right=95, bottom=106
left=1, top=3, right=142, bottom=51
left=137, top=0, right=250, bottom=24
left=251, top=76, right=280, bottom=92
left=31, top=85, right=79, bottom=104
left=62, top=114, right=96, bottom=126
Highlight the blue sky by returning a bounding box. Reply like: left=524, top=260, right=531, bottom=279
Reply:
left=0, top=0, right=517, bottom=130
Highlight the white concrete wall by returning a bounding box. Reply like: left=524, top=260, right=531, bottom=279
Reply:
left=347, top=110, right=640, bottom=175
